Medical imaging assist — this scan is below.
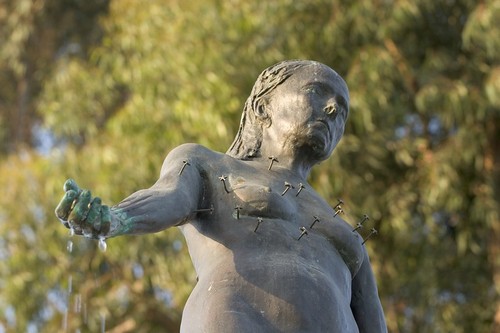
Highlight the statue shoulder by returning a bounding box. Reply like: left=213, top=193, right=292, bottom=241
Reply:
left=168, top=143, right=213, bottom=156
left=160, top=143, right=223, bottom=174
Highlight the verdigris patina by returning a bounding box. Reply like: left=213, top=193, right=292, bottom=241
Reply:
left=56, top=60, right=387, bottom=333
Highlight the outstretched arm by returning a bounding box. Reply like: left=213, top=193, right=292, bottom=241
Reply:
left=350, top=248, right=388, bottom=333
left=55, top=144, right=204, bottom=239
left=108, top=144, right=204, bottom=237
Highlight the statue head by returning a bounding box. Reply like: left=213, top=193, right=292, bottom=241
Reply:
left=227, top=60, right=312, bottom=159
left=227, top=60, right=349, bottom=161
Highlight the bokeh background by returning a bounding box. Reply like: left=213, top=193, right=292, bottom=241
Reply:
left=0, top=0, right=498, bottom=332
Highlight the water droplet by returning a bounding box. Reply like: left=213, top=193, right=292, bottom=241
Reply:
left=100, top=312, right=106, bottom=333
left=98, top=237, right=107, bottom=252
left=62, top=309, right=68, bottom=331
left=74, top=293, right=81, bottom=313
left=68, top=275, right=73, bottom=295
left=66, top=240, right=73, bottom=253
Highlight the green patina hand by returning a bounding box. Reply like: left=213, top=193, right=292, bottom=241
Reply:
left=55, top=179, right=112, bottom=238
left=55, top=190, right=78, bottom=225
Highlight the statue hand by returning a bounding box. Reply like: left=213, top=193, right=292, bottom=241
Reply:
left=55, top=179, right=111, bottom=238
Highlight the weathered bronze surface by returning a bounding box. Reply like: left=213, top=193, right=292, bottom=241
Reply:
left=56, top=60, right=387, bottom=332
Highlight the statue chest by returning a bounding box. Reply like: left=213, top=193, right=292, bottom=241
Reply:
left=194, top=172, right=365, bottom=278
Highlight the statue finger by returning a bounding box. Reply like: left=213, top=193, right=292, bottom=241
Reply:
left=55, top=190, right=78, bottom=224
left=100, top=205, right=111, bottom=236
left=85, top=197, right=102, bottom=235
left=63, top=179, right=81, bottom=193
left=68, top=190, right=92, bottom=225
left=72, top=224, right=83, bottom=236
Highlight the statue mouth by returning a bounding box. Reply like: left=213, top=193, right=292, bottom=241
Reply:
left=315, top=119, right=331, bottom=137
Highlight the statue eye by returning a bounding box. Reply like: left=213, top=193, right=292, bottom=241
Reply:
left=306, top=86, right=322, bottom=95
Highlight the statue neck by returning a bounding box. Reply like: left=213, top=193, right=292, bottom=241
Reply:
left=257, top=145, right=314, bottom=181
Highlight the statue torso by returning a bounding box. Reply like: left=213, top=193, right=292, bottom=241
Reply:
left=179, top=148, right=364, bottom=332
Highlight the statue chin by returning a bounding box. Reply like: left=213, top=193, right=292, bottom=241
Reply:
left=295, top=135, right=332, bottom=162
left=309, top=143, right=332, bottom=162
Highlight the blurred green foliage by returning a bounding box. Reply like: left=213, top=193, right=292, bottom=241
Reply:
left=0, top=0, right=498, bottom=332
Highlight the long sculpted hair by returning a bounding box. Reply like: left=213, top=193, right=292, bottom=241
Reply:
left=226, top=60, right=316, bottom=159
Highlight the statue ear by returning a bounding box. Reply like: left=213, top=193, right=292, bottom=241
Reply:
left=254, top=97, right=272, bottom=127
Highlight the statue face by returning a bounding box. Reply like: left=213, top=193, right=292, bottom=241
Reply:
left=265, top=63, right=350, bottom=161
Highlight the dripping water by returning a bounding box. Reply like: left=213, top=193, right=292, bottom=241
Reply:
left=66, top=240, right=73, bottom=253
left=100, top=312, right=106, bottom=333
left=98, top=236, right=107, bottom=252
left=63, top=228, right=74, bottom=331
left=63, top=225, right=109, bottom=330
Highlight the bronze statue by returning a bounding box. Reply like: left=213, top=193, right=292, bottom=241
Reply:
left=56, top=60, right=387, bottom=332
